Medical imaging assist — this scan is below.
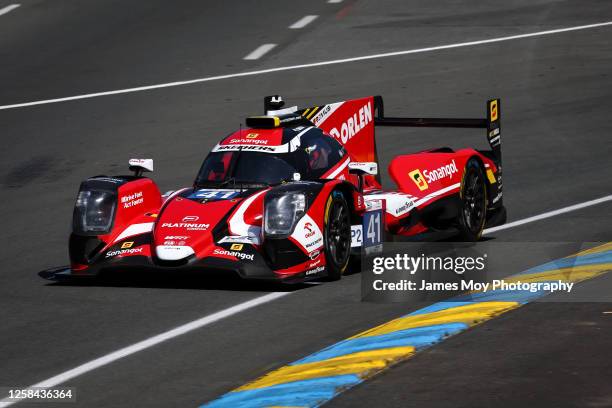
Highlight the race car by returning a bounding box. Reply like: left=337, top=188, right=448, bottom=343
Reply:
left=43, top=95, right=505, bottom=282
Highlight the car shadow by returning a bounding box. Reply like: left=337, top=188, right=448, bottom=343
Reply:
left=39, top=267, right=316, bottom=293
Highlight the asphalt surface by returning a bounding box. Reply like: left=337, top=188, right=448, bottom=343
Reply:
left=0, top=0, right=611, bottom=407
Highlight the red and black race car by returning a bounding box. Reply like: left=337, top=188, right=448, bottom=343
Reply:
left=43, top=95, right=505, bottom=282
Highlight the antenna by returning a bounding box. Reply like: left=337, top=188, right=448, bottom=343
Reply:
left=264, top=95, right=285, bottom=114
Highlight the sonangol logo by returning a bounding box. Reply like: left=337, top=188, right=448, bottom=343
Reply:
left=423, top=160, right=458, bottom=183
left=105, top=247, right=143, bottom=258
left=408, top=169, right=428, bottom=191
left=213, top=249, right=254, bottom=261
left=490, top=100, right=498, bottom=122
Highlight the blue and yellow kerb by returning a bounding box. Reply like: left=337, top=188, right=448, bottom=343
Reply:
left=202, top=243, right=612, bottom=408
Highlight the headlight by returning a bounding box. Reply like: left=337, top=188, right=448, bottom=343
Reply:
left=264, top=192, right=306, bottom=236
left=73, top=190, right=117, bottom=234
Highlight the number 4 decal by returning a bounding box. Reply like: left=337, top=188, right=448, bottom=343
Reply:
left=367, top=212, right=380, bottom=243
left=363, top=209, right=383, bottom=248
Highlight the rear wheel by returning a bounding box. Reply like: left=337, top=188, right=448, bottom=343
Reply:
left=324, top=192, right=351, bottom=280
left=457, top=159, right=487, bottom=241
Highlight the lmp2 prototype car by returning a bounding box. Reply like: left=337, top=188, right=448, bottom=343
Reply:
left=46, top=95, right=505, bottom=282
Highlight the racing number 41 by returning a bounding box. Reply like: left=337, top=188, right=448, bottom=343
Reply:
left=363, top=209, right=383, bottom=248
left=367, top=212, right=380, bottom=244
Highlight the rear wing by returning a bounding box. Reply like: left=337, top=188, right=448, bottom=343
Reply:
left=373, top=96, right=502, bottom=162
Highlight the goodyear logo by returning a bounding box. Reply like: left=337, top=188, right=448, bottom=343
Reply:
left=490, top=100, right=498, bottom=122
left=230, top=243, right=243, bottom=251
left=409, top=169, right=429, bottom=191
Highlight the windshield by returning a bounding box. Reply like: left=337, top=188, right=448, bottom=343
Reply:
left=195, top=131, right=345, bottom=186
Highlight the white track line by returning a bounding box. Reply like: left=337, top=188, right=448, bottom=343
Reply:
left=243, top=43, right=277, bottom=60
left=484, top=194, right=612, bottom=234
left=2, top=20, right=612, bottom=110
left=0, top=292, right=289, bottom=407
left=328, top=0, right=343, bottom=3
left=289, top=15, right=318, bottom=29
left=1, top=195, right=610, bottom=406
left=0, top=4, right=20, bottom=16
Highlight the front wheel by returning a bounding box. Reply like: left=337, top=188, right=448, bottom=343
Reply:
left=323, top=192, right=351, bottom=281
left=457, top=159, right=487, bottom=241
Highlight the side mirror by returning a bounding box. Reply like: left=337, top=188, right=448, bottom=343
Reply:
left=348, top=162, right=378, bottom=176
left=348, top=162, right=378, bottom=193
left=129, top=158, right=154, bottom=176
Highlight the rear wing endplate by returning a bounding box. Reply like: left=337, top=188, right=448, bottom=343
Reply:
left=373, top=96, right=501, bottom=162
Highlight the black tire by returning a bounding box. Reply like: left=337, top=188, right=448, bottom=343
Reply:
left=457, top=159, right=487, bottom=241
left=323, top=191, right=351, bottom=281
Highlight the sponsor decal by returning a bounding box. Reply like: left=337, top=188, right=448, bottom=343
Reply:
left=229, top=138, right=268, bottom=145
left=164, top=235, right=189, bottom=240
left=164, top=240, right=176, bottom=246
left=311, top=102, right=343, bottom=126
left=246, top=133, right=259, bottom=139
left=488, top=127, right=501, bottom=146
left=308, top=258, right=323, bottom=269
left=105, top=247, right=143, bottom=258
left=351, top=225, right=363, bottom=248
left=93, top=177, right=123, bottom=184
left=492, top=192, right=503, bottom=204
left=394, top=202, right=414, bottom=216
left=309, top=250, right=320, bottom=260
left=291, top=215, right=323, bottom=251
left=490, top=100, right=498, bottom=122
left=305, top=266, right=325, bottom=276
left=486, top=168, right=497, bottom=184
left=129, top=159, right=147, bottom=164
left=422, top=160, right=458, bottom=183
left=230, top=243, right=243, bottom=251
left=161, top=222, right=210, bottom=231
left=311, top=105, right=331, bottom=125
left=304, top=222, right=316, bottom=238
left=409, top=169, right=429, bottom=191
left=218, top=235, right=260, bottom=245
left=213, top=248, right=254, bottom=261
left=121, top=191, right=144, bottom=208
left=365, top=199, right=383, bottom=211
left=192, top=189, right=240, bottom=200
left=121, top=241, right=134, bottom=249
left=328, top=102, right=373, bottom=144
left=183, top=215, right=199, bottom=222
left=365, top=193, right=414, bottom=218
left=216, top=145, right=275, bottom=152
left=305, top=236, right=323, bottom=249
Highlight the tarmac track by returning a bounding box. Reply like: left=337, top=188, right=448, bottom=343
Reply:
left=0, top=0, right=611, bottom=406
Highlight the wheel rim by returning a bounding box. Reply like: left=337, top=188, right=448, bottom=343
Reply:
left=463, top=169, right=485, bottom=232
left=328, top=201, right=351, bottom=266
